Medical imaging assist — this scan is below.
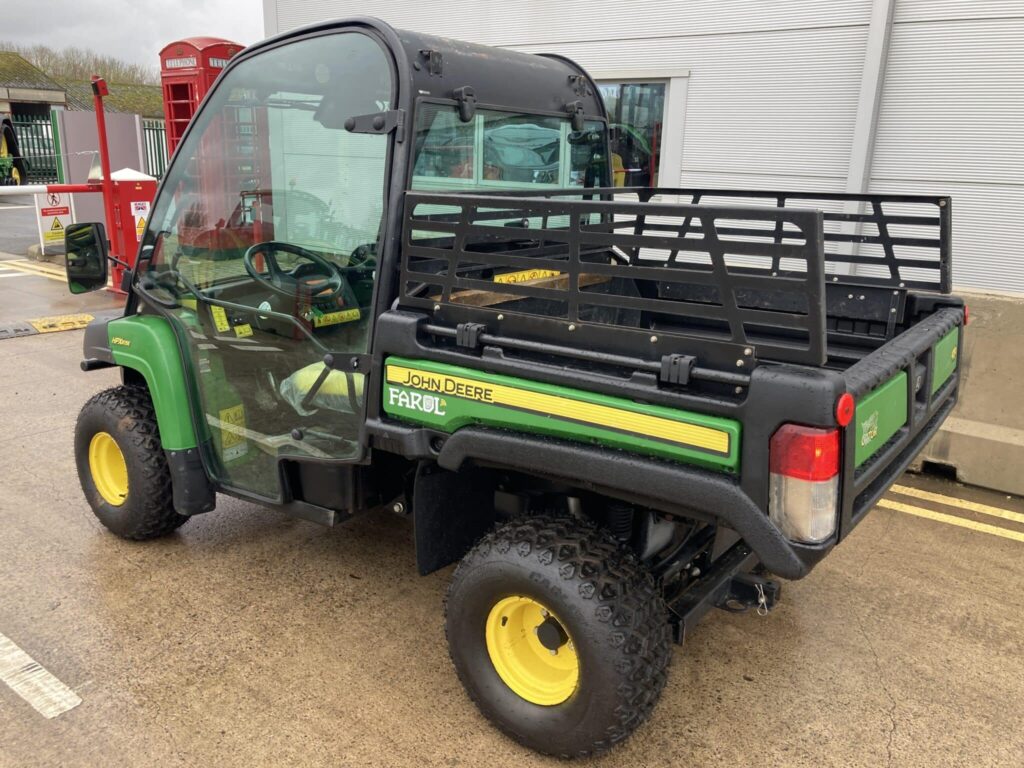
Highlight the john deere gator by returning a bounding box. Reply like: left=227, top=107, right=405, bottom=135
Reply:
left=64, top=17, right=965, bottom=757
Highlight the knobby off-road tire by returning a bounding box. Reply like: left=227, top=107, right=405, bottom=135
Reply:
left=445, top=515, right=672, bottom=758
left=75, top=385, right=189, bottom=540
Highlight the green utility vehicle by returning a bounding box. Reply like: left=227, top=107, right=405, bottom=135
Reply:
left=65, top=18, right=965, bottom=757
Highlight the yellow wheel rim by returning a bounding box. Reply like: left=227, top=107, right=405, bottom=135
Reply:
left=485, top=596, right=579, bottom=706
left=88, top=431, right=129, bottom=506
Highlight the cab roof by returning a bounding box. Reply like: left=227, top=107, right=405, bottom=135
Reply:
left=243, top=16, right=607, bottom=121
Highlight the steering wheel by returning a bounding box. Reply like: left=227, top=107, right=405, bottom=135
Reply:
left=348, top=243, right=377, bottom=270
left=243, top=241, right=346, bottom=301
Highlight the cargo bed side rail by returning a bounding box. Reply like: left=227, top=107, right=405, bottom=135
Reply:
left=400, top=191, right=829, bottom=369
left=838, top=304, right=964, bottom=538
left=506, top=187, right=952, bottom=294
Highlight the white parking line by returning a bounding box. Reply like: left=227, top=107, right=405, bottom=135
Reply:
left=0, top=271, right=30, bottom=279
left=0, top=632, right=82, bottom=719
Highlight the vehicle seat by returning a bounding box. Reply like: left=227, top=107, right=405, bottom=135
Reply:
left=279, top=362, right=364, bottom=416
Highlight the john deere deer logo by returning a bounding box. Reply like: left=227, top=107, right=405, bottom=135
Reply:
left=861, top=411, right=879, bottom=447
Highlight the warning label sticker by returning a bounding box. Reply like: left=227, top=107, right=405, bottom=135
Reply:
left=131, top=200, right=151, bottom=242
left=36, top=192, right=73, bottom=248
left=218, top=404, right=249, bottom=462
left=210, top=305, right=231, bottom=333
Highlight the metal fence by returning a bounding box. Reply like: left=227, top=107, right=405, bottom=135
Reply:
left=11, top=114, right=59, bottom=184
left=142, top=119, right=168, bottom=179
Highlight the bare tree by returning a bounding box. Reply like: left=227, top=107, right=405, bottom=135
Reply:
left=1, top=41, right=158, bottom=84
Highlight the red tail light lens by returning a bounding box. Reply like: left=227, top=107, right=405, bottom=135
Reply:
left=769, top=425, right=840, bottom=482
left=769, top=424, right=841, bottom=543
left=963, top=304, right=969, bottom=326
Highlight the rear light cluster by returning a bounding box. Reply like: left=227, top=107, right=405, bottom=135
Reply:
left=769, top=425, right=840, bottom=544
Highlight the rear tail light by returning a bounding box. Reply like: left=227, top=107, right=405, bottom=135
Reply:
left=769, top=425, right=840, bottom=543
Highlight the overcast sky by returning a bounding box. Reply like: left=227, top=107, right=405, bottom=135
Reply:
left=6, top=0, right=265, bottom=72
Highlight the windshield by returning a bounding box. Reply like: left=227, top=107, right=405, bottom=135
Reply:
left=411, top=103, right=608, bottom=190
left=141, top=32, right=393, bottom=296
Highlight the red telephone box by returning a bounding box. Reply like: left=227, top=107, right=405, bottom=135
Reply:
left=159, top=37, right=242, bottom=155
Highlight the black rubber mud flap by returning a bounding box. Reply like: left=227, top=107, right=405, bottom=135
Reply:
left=166, top=447, right=216, bottom=515
left=413, top=462, right=496, bottom=576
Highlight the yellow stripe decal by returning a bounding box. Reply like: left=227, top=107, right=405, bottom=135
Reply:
left=889, top=484, right=1024, bottom=526
left=878, top=499, right=1024, bottom=543
left=386, top=364, right=730, bottom=454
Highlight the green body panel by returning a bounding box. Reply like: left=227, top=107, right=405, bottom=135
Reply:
left=107, top=315, right=197, bottom=450
left=382, top=356, right=741, bottom=472
left=854, top=371, right=908, bottom=467
left=931, top=327, right=959, bottom=395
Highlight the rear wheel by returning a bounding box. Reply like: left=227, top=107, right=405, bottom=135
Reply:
left=445, top=515, right=671, bottom=758
left=75, top=386, right=189, bottom=539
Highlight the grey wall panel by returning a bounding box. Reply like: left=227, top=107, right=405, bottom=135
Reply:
left=894, top=0, right=1024, bottom=23
left=512, top=26, right=866, bottom=187
left=872, top=16, right=1024, bottom=291
left=872, top=20, right=1024, bottom=186
left=267, top=1, right=872, bottom=45
left=675, top=170, right=848, bottom=194
left=869, top=179, right=1024, bottom=293
left=55, top=111, right=146, bottom=224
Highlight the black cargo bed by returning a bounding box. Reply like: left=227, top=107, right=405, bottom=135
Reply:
left=398, top=187, right=951, bottom=382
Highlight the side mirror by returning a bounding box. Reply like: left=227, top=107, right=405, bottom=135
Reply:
left=65, top=222, right=109, bottom=294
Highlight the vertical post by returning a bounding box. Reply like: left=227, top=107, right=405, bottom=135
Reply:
left=34, top=193, right=46, bottom=256
left=133, top=114, right=146, bottom=177
left=845, top=0, right=896, bottom=195
left=90, top=76, right=116, bottom=254
left=50, top=109, right=64, bottom=184
left=841, top=0, right=896, bottom=272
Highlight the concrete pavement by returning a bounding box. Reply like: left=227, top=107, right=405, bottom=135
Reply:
left=0, top=253, right=123, bottom=334
left=0, top=194, right=41, bottom=257
left=0, top=330, right=1022, bottom=767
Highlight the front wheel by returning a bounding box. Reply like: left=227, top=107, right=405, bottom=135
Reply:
left=445, top=515, right=671, bottom=758
left=75, top=385, right=189, bottom=540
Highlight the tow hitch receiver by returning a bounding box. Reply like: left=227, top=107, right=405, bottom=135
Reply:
left=667, top=543, right=782, bottom=644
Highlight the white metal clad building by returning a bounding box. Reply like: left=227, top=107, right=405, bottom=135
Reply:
left=262, top=0, right=1024, bottom=294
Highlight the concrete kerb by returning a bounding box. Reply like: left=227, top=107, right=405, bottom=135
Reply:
left=913, top=289, right=1024, bottom=496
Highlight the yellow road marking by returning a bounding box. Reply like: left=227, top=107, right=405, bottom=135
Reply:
left=1, top=259, right=67, bottom=283
left=878, top=499, right=1024, bottom=543
left=28, top=313, right=93, bottom=333
left=889, top=484, right=1024, bottom=526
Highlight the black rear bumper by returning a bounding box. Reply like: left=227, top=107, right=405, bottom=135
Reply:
left=435, top=427, right=830, bottom=580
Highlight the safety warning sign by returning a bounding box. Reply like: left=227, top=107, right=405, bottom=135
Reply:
left=131, top=200, right=151, bottom=242
left=35, top=192, right=74, bottom=254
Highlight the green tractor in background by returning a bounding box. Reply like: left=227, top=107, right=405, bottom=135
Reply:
left=0, top=115, right=27, bottom=186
